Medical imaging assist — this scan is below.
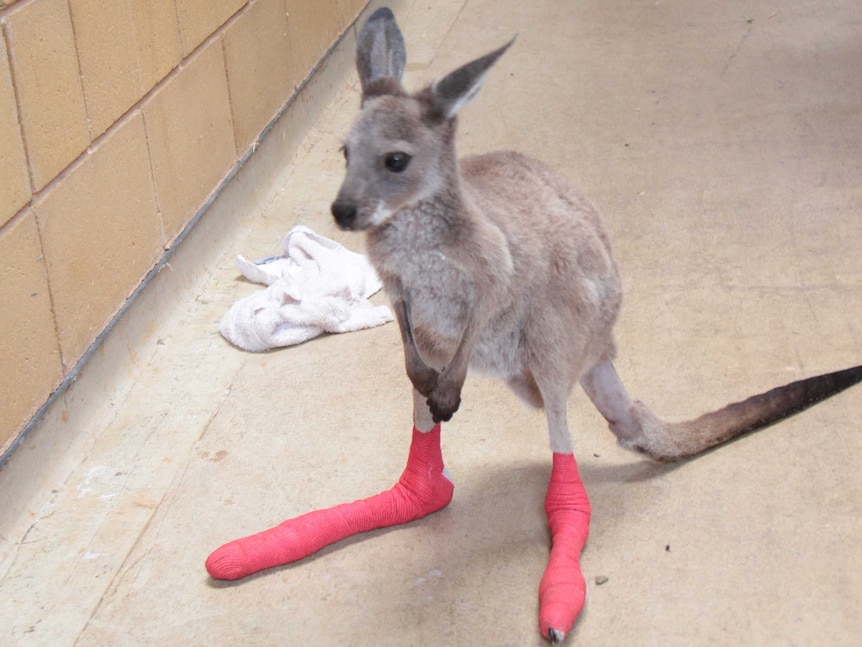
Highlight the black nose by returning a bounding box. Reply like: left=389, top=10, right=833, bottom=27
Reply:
left=331, top=201, right=357, bottom=229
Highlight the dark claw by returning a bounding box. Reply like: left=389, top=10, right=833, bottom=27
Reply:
left=428, top=400, right=455, bottom=423
left=548, top=628, right=565, bottom=644
left=426, top=378, right=463, bottom=423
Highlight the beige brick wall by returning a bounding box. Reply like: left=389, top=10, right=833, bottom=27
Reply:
left=0, top=0, right=369, bottom=456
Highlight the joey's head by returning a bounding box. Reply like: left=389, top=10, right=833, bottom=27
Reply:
left=331, top=7, right=513, bottom=232
left=332, top=89, right=451, bottom=232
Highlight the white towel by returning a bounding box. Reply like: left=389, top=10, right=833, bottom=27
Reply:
left=219, top=225, right=393, bottom=351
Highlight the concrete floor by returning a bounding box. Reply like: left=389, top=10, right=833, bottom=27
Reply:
left=2, top=0, right=861, bottom=645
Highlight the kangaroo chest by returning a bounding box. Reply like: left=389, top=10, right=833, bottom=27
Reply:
left=368, top=211, right=523, bottom=376
left=375, top=236, right=472, bottom=345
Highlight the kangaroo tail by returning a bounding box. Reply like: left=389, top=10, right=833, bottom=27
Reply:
left=622, top=365, right=862, bottom=462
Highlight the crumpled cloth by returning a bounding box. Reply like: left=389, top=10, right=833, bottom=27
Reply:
left=219, top=225, right=392, bottom=351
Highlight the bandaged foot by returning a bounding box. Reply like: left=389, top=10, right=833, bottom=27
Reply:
left=206, top=425, right=453, bottom=580
left=538, top=452, right=591, bottom=643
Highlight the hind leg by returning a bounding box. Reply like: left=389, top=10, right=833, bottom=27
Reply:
left=580, top=360, right=640, bottom=442
left=535, top=389, right=591, bottom=643
left=205, top=389, right=453, bottom=580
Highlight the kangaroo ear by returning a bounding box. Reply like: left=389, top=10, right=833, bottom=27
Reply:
left=431, top=38, right=515, bottom=119
left=355, top=7, right=407, bottom=93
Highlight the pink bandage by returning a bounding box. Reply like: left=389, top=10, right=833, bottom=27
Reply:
left=538, top=452, right=591, bottom=640
left=206, top=425, right=453, bottom=580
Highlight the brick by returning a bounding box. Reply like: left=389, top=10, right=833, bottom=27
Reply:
left=223, top=0, right=293, bottom=151
left=0, top=210, right=63, bottom=452
left=0, top=33, right=29, bottom=227
left=175, top=0, right=247, bottom=56
left=334, top=0, right=368, bottom=33
left=285, top=0, right=340, bottom=83
left=69, top=0, right=182, bottom=138
left=143, top=38, right=237, bottom=242
left=3, top=0, right=89, bottom=191
left=35, top=112, right=162, bottom=368
left=69, top=0, right=142, bottom=138
left=131, top=0, right=182, bottom=90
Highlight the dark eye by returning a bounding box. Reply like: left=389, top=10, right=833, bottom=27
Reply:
left=384, top=152, right=411, bottom=173
left=340, top=145, right=349, bottom=163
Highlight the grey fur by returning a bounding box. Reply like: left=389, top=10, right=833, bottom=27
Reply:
left=330, top=8, right=862, bottom=641
left=333, top=9, right=862, bottom=461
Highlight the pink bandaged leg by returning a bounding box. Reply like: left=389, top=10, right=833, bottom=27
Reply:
left=206, top=425, right=452, bottom=580
left=539, top=452, right=591, bottom=642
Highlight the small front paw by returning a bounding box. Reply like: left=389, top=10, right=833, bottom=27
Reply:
left=428, top=384, right=461, bottom=423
